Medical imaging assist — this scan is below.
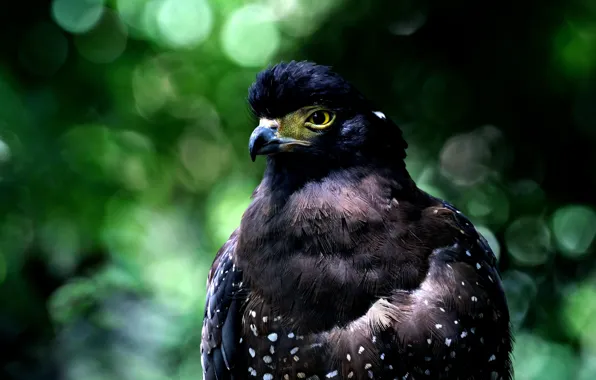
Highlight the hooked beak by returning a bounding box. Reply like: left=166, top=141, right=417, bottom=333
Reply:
left=248, top=126, right=310, bottom=161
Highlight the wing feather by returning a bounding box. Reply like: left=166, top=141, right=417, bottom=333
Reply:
left=201, top=230, right=246, bottom=380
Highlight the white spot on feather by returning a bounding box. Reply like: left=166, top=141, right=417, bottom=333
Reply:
left=373, top=111, right=386, bottom=119
left=267, top=333, right=278, bottom=342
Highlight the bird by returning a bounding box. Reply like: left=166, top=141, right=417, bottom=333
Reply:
left=201, top=61, right=513, bottom=380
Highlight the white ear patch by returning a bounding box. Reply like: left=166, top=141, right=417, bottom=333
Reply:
left=373, top=111, right=386, bottom=119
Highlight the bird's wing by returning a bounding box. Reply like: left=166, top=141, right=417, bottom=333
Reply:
left=323, top=202, right=512, bottom=380
left=399, top=201, right=512, bottom=379
left=201, top=230, right=247, bottom=380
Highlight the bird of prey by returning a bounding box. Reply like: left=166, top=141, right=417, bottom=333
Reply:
left=201, top=61, right=513, bottom=380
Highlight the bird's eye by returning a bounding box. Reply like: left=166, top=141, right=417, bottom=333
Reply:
left=309, top=111, right=329, bottom=125
left=306, top=110, right=334, bottom=129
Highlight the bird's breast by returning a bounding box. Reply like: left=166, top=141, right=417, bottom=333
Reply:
left=236, top=200, right=433, bottom=334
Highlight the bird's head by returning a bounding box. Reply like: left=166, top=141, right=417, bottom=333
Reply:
left=247, top=61, right=408, bottom=169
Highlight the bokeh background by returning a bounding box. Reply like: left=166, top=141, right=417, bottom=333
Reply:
left=1, top=0, right=596, bottom=379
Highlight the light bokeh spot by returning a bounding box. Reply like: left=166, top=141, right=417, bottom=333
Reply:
left=156, top=0, right=213, bottom=48
left=221, top=4, right=281, bottom=67
left=440, top=130, right=491, bottom=186
left=505, top=216, right=553, bottom=266
left=178, top=129, right=231, bottom=191
left=513, top=332, right=577, bottom=380
left=562, top=281, right=596, bottom=349
left=132, top=56, right=175, bottom=117
left=464, top=183, right=510, bottom=227
left=116, top=0, right=148, bottom=32
left=51, top=0, right=105, bottom=34
left=440, top=125, right=508, bottom=187
left=551, top=204, right=596, bottom=259
left=74, top=10, right=128, bottom=64
left=271, top=0, right=343, bottom=37
left=0, top=138, right=11, bottom=163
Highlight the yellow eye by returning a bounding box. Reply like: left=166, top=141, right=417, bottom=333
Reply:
left=306, top=110, right=334, bottom=129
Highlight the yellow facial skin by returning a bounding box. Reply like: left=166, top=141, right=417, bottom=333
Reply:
left=259, top=106, right=336, bottom=144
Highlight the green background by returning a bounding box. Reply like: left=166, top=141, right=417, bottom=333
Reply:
left=1, top=0, right=596, bottom=379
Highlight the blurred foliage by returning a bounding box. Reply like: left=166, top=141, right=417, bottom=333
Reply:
left=1, top=0, right=596, bottom=379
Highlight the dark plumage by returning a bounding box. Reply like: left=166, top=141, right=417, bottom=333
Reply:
left=201, top=61, right=513, bottom=380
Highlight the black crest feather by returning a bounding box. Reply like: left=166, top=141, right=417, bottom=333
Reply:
left=248, top=61, right=372, bottom=119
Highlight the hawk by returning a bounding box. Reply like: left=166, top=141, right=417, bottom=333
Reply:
left=201, top=61, right=513, bottom=380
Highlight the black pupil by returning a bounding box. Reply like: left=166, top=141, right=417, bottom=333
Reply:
left=311, top=111, right=326, bottom=124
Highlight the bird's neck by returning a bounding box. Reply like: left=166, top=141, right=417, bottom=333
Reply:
left=260, top=154, right=414, bottom=204
left=235, top=162, right=431, bottom=333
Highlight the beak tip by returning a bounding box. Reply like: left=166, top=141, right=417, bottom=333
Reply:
left=249, top=126, right=276, bottom=162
